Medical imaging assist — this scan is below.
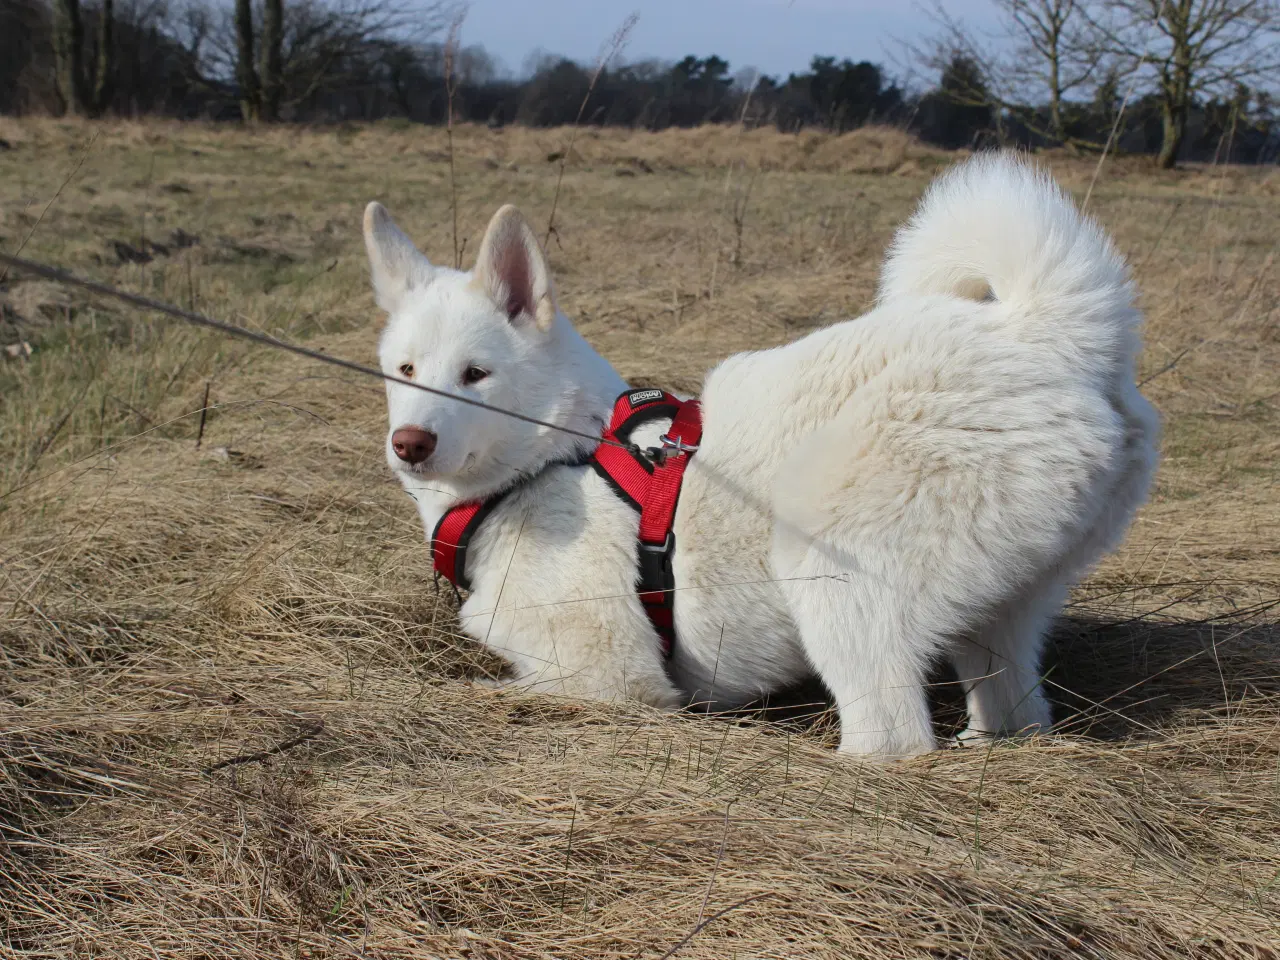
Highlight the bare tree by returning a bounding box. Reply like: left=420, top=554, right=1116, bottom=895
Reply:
left=261, top=0, right=284, bottom=120
left=277, top=0, right=452, bottom=113
left=52, top=0, right=87, bottom=115
left=910, top=0, right=1101, bottom=145
left=0, top=0, right=53, bottom=113
left=1084, top=0, right=1280, bottom=167
left=901, top=9, right=1009, bottom=144
left=229, top=0, right=293, bottom=122
left=1001, top=0, right=1102, bottom=142
left=182, top=0, right=454, bottom=121
left=51, top=0, right=116, bottom=117
left=91, top=0, right=114, bottom=115
left=234, top=0, right=259, bottom=121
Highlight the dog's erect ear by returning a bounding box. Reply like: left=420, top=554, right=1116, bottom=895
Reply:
left=363, top=202, right=434, bottom=314
left=473, top=205, right=556, bottom=332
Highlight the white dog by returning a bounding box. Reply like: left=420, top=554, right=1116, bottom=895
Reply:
left=364, top=153, right=1159, bottom=757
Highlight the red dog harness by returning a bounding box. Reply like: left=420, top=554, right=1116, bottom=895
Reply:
left=430, top=388, right=703, bottom=657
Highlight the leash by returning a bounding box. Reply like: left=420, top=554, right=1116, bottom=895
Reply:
left=0, top=252, right=637, bottom=454
left=2, top=251, right=699, bottom=655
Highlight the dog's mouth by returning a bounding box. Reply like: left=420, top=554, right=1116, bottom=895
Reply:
left=393, top=451, right=476, bottom=478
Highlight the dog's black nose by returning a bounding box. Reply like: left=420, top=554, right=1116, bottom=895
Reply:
left=391, top=427, right=437, bottom=465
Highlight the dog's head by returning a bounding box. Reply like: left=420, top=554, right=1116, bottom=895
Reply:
left=364, top=202, right=564, bottom=489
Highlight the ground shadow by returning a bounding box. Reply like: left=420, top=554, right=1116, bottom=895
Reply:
left=696, top=611, right=1280, bottom=743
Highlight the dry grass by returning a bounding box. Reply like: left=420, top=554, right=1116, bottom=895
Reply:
left=2, top=117, right=1279, bottom=959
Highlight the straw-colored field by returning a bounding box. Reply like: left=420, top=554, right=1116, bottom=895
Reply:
left=2, top=117, right=1279, bottom=959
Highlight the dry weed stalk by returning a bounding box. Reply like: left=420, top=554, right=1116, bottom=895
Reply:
left=1082, top=0, right=1170, bottom=210
left=708, top=75, right=759, bottom=302
left=543, top=13, right=638, bottom=248
left=194, top=381, right=211, bottom=449
left=443, top=6, right=468, bottom=269
left=0, top=129, right=98, bottom=285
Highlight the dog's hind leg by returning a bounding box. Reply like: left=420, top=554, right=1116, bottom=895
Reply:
left=951, top=383, right=1158, bottom=743
left=950, top=578, right=1064, bottom=742
left=951, top=382, right=1159, bottom=743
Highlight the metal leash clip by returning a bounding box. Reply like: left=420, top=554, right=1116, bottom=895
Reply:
left=640, top=433, right=699, bottom=466
left=659, top=433, right=699, bottom=456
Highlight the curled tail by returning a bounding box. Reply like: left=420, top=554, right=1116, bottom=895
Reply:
left=877, top=152, right=1139, bottom=371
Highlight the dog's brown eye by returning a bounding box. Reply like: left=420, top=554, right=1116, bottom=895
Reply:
left=463, top=366, right=489, bottom=385
left=398, top=363, right=414, bottom=378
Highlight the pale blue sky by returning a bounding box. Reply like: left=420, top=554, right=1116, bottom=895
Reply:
left=453, top=0, right=1003, bottom=81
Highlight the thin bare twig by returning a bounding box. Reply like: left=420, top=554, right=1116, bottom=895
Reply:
left=709, top=75, right=760, bottom=301
left=203, top=720, right=324, bottom=774
left=443, top=6, right=467, bottom=269
left=19, top=374, right=97, bottom=483
left=650, top=893, right=774, bottom=960
left=558, top=801, right=577, bottom=913
left=1138, top=250, right=1275, bottom=387
left=0, top=131, right=100, bottom=284
left=696, top=806, right=732, bottom=926
left=544, top=13, right=638, bottom=249
left=1082, top=0, right=1170, bottom=211
left=195, top=381, right=212, bottom=449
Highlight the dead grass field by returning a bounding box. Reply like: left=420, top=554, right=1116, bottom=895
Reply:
left=2, top=117, right=1279, bottom=959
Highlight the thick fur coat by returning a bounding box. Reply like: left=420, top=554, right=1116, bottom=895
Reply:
left=365, top=153, right=1160, bottom=757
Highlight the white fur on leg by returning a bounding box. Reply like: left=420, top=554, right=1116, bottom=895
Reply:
left=782, top=573, right=938, bottom=758
left=950, top=580, right=1065, bottom=742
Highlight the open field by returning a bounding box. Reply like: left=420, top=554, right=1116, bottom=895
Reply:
left=2, top=118, right=1280, bottom=958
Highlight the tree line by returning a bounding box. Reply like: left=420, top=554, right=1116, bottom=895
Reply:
left=2, top=0, right=1277, bottom=166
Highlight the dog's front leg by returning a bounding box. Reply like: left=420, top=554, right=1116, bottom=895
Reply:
left=458, top=595, right=678, bottom=707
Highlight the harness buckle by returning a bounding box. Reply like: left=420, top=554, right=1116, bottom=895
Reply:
left=642, top=445, right=668, bottom=466
left=636, top=532, right=675, bottom=605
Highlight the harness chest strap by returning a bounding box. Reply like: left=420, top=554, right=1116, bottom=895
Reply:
left=430, top=497, right=498, bottom=591
left=591, top=389, right=703, bottom=655
left=430, top=388, right=702, bottom=657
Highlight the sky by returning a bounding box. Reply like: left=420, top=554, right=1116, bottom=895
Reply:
left=451, top=0, right=1004, bottom=81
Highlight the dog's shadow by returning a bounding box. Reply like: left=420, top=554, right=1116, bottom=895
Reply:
left=706, top=612, right=1280, bottom=743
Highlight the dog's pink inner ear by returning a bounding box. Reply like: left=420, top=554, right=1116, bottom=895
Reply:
left=476, top=206, right=555, bottom=331
left=496, top=243, right=533, bottom=321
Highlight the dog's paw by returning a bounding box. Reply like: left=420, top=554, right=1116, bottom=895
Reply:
left=467, top=676, right=511, bottom=692
left=949, top=723, right=1048, bottom=747
left=835, top=732, right=938, bottom=760
left=949, top=726, right=992, bottom=748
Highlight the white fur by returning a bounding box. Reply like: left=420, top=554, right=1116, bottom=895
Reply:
left=365, top=153, right=1160, bottom=757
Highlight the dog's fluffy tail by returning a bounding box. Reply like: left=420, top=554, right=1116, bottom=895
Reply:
left=877, top=151, right=1138, bottom=371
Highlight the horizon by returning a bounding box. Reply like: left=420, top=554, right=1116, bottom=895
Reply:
left=442, top=0, right=1005, bottom=82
